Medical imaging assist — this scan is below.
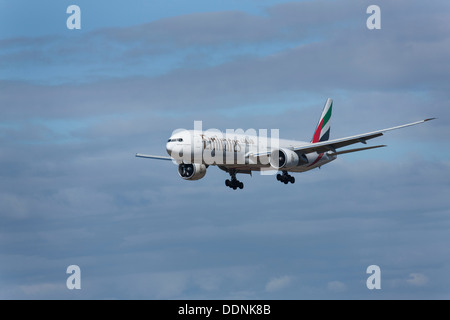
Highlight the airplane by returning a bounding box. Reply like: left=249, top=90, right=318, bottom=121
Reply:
left=136, top=98, right=434, bottom=190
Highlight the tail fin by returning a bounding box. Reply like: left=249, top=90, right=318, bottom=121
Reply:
left=311, top=98, right=333, bottom=143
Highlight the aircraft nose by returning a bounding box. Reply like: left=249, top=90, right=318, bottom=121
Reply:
left=166, top=141, right=172, bottom=156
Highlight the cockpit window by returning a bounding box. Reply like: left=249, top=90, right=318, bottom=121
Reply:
left=168, top=138, right=183, bottom=142
left=177, top=138, right=183, bottom=142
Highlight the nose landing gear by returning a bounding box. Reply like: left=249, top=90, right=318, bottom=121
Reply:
left=277, top=171, right=295, bottom=184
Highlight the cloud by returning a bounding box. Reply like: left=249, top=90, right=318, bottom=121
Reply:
left=406, top=273, right=428, bottom=287
left=103, top=11, right=279, bottom=48
left=0, top=193, right=29, bottom=219
left=327, top=281, right=347, bottom=293
left=3, top=0, right=449, bottom=91
left=265, top=276, right=293, bottom=292
left=19, top=282, right=65, bottom=296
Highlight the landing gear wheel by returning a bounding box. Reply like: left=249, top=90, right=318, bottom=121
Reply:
left=225, top=170, right=244, bottom=190
left=278, top=171, right=295, bottom=185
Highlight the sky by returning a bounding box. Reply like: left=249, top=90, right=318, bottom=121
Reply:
left=0, top=0, right=449, bottom=299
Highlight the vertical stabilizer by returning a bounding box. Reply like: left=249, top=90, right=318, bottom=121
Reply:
left=311, top=98, right=333, bottom=143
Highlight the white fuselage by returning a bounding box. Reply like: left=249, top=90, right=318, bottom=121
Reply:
left=166, top=130, right=336, bottom=173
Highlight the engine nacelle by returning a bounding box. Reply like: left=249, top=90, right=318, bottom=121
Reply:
left=270, top=148, right=308, bottom=169
left=178, top=163, right=207, bottom=180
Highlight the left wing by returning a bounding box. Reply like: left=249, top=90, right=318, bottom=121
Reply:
left=328, top=145, right=386, bottom=156
left=136, top=153, right=173, bottom=161
left=251, top=118, right=434, bottom=157
left=292, top=118, right=435, bottom=154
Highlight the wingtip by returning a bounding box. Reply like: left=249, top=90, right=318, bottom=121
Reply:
left=424, top=118, right=437, bottom=122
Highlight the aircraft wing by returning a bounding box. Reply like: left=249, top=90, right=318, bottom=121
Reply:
left=292, top=118, right=435, bottom=154
left=251, top=118, right=435, bottom=157
left=135, top=153, right=173, bottom=161
left=328, top=145, right=387, bottom=156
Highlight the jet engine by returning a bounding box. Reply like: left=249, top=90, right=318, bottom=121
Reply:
left=270, top=148, right=308, bottom=169
left=177, top=163, right=207, bottom=180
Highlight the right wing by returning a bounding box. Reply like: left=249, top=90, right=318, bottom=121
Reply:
left=135, top=153, right=173, bottom=161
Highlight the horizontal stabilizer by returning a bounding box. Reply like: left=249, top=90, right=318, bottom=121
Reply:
left=330, top=145, right=387, bottom=156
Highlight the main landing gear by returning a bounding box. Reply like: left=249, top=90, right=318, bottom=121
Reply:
left=277, top=171, right=295, bottom=184
left=225, top=169, right=244, bottom=190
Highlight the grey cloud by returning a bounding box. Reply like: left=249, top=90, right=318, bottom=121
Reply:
left=1, top=1, right=449, bottom=124
left=103, top=11, right=278, bottom=47
left=1, top=141, right=448, bottom=298
left=265, top=275, right=294, bottom=292
left=2, top=12, right=449, bottom=121
left=3, top=0, right=449, bottom=84
left=327, top=281, right=347, bottom=293
left=406, top=273, right=429, bottom=286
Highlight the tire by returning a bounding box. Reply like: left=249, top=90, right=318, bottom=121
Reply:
left=284, top=180, right=289, bottom=185
left=290, top=177, right=295, bottom=184
left=225, top=179, right=230, bottom=187
left=276, top=174, right=281, bottom=181
left=239, top=182, right=244, bottom=189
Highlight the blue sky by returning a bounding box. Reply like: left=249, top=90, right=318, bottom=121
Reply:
left=0, top=0, right=278, bottom=37
left=0, top=0, right=449, bottom=299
